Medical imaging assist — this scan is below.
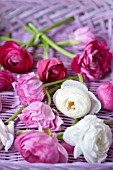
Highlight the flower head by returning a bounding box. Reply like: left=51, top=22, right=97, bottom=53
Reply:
left=15, top=131, right=68, bottom=163
left=0, top=70, right=15, bottom=92
left=96, top=81, right=113, bottom=111
left=0, top=119, right=14, bottom=152
left=63, top=115, right=112, bottom=163
left=18, top=101, right=63, bottom=131
left=71, top=40, right=112, bottom=81
left=0, top=41, right=33, bottom=73
left=12, top=72, right=45, bottom=106
left=37, top=57, right=67, bottom=82
left=53, top=80, right=101, bottom=119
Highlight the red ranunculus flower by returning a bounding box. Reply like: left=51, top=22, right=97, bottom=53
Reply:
left=0, top=70, right=15, bottom=92
left=71, top=40, right=112, bottom=81
left=0, top=41, right=33, bottom=73
left=37, top=57, right=67, bottom=82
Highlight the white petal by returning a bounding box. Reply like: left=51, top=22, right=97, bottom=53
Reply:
left=74, top=144, right=82, bottom=158
left=88, top=91, right=101, bottom=114
left=5, top=133, right=14, bottom=152
left=7, top=121, right=14, bottom=135
left=63, top=126, right=77, bottom=146
left=61, top=80, right=88, bottom=92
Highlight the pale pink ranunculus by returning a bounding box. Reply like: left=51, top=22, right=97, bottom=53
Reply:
left=69, top=26, right=95, bottom=49
left=0, top=70, right=15, bottom=92
left=15, top=131, right=68, bottom=163
left=71, top=40, right=112, bottom=81
left=96, top=81, right=113, bottom=111
left=0, top=41, right=33, bottom=73
left=18, top=101, right=63, bottom=131
left=12, top=72, right=45, bottom=106
left=37, top=57, right=67, bottom=82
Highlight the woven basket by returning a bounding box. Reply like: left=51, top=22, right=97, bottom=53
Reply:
left=0, top=0, right=113, bottom=169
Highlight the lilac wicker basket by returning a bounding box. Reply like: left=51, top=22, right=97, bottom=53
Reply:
left=0, top=0, right=113, bottom=169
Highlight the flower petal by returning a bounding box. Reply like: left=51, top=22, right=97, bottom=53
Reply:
left=74, top=144, right=82, bottom=158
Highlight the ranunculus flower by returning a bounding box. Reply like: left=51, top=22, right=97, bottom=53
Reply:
left=71, top=40, right=112, bottom=81
left=12, top=72, right=45, bottom=106
left=0, top=96, right=2, bottom=111
left=0, top=119, right=14, bottom=152
left=0, top=41, right=33, bottom=73
left=15, top=131, right=68, bottom=163
left=96, top=81, right=113, bottom=111
left=0, top=70, right=15, bottom=92
left=69, top=26, right=95, bottom=49
left=18, top=101, right=63, bottom=131
left=53, top=80, right=101, bottom=119
left=61, top=141, right=74, bottom=154
left=37, top=57, right=67, bottom=82
left=63, top=115, right=112, bottom=163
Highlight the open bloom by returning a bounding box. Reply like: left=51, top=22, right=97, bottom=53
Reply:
left=71, top=40, right=112, bottom=81
left=15, top=131, right=68, bottom=163
left=96, top=81, right=113, bottom=111
left=0, top=70, right=15, bottom=92
left=69, top=26, right=95, bottom=49
left=18, top=101, right=63, bottom=131
left=63, top=115, right=112, bottom=163
left=53, top=80, right=101, bottom=119
left=0, top=41, right=33, bottom=73
left=12, top=72, right=45, bottom=106
left=0, top=119, right=14, bottom=152
left=37, top=57, right=67, bottom=82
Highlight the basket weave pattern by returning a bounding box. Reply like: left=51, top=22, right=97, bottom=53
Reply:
left=0, top=0, right=113, bottom=169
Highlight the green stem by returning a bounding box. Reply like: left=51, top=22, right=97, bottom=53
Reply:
left=72, top=118, right=78, bottom=126
left=78, top=74, right=84, bottom=83
left=57, top=40, right=81, bottom=46
left=5, top=105, right=26, bottom=124
left=104, top=120, right=113, bottom=125
left=0, top=37, right=26, bottom=45
left=57, top=132, right=64, bottom=140
left=28, top=25, right=75, bottom=58
left=44, top=128, right=52, bottom=136
left=16, top=129, right=32, bottom=136
left=43, top=76, right=78, bottom=88
left=45, top=90, right=51, bottom=106
left=25, top=34, right=37, bottom=49
left=48, top=84, right=61, bottom=94
left=42, top=16, right=74, bottom=33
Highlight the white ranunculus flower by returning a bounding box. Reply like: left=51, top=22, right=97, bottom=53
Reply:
left=63, top=115, right=112, bottom=163
left=53, top=80, right=101, bottom=118
left=0, top=119, right=14, bottom=151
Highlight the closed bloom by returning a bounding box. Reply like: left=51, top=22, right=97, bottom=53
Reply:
left=96, top=81, right=113, bottom=111
left=37, top=57, right=67, bottom=82
left=63, top=115, right=112, bottom=163
left=70, top=26, right=95, bottom=49
left=0, top=119, right=14, bottom=152
left=18, top=101, right=63, bottom=131
left=12, top=72, right=45, bottom=106
left=0, top=70, right=15, bottom=92
left=71, top=40, right=112, bottom=81
left=0, top=41, right=33, bottom=73
left=53, top=80, right=101, bottom=119
left=15, top=131, right=68, bottom=163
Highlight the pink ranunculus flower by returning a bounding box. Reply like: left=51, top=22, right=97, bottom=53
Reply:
left=0, top=70, right=15, bottom=92
left=0, top=41, right=33, bottom=73
left=37, top=57, right=67, bottom=82
left=12, top=72, right=45, bottom=106
left=18, top=101, right=63, bottom=131
left=96, top=81, right=113, bottom=111
left=69, top=26, right=95, bottom=49
left=71, top=40, right=112, bottom=81
left=15, top=131, right=68, bottom=163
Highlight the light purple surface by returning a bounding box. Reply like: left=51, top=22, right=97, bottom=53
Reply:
left=0, top=0, right=113, bottom=169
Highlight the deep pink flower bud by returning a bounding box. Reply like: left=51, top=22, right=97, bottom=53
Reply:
left=18, top=101, right=63, bottom=131
left=12, top=72, right=45, bottom=106
left=96, top=81, right=113, bottom=111
left=37, top=57, right=67, bottom=82
left=0, top=70, right=15, bottom=92
left=71, top=40, right=112, bottom=81
left=0, top=41, right=33, bottom=73
left=15, top=131, right=68, bottom=163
